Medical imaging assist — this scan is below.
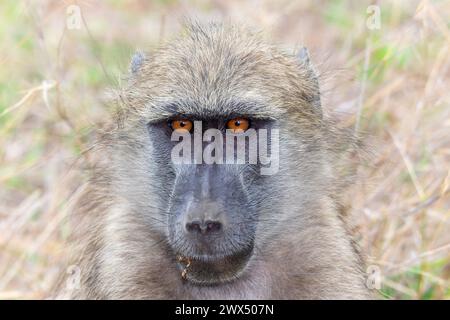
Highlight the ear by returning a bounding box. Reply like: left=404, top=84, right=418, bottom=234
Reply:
left=129, top=51, right=146, bottom=75
left=297, top=46, right=311, bottom=65
left=297, top=47, right=322, bottom=118
left=297, top=47, right=317, bottom=81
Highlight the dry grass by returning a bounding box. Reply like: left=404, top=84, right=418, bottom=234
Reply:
left=0, top=0, right=449, bottom=299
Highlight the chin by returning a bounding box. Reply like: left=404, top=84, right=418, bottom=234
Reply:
left=174, top=245, right=254, bottom=286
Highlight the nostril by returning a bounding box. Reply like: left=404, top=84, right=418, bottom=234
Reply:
left=185, top=220, right=222, bottom=234
left=205, top=220, right=221, bottom=232
left=185, top=220, right=202, bottom=233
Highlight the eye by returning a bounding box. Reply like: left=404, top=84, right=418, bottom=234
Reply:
left=226, top=117, right=250, bottom=133
left=170, top=119, right=193, bottom=132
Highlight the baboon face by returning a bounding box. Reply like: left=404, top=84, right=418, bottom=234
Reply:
left=145, top=117, right=278, bottom=285
left=112, top=25, right=322, bottom=286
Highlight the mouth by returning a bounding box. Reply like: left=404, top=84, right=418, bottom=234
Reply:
left=176, top=245, right=253, bottom=285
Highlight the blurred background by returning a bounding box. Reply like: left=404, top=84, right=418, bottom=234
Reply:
left=0, top=0, right=449, bottom=299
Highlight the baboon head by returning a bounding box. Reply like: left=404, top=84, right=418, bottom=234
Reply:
left=98, top=22, right=329, bottom=289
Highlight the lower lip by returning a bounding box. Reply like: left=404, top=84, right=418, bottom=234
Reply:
left=176, top=246, right=254, bottom=285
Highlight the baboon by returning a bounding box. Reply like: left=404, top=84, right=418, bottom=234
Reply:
left=59, top=22, right=372, bottom=299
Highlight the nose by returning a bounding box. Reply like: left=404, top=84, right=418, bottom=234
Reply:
left=185, top=219, right=222, bottom=235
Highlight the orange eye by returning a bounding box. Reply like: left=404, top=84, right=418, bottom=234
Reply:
left=226, top=118, right=250, bottom=133
left=170, top=119, right=193, bottom=132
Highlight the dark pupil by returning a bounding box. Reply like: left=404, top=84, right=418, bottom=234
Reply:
left=180, top=121, right=186, bottom=127
left=234, top=120, right=241, bottom=127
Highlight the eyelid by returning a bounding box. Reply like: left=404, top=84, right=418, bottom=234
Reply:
left=169, top=119, right=193, bottom=132
left=226, top=117, right=250, bottom=133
